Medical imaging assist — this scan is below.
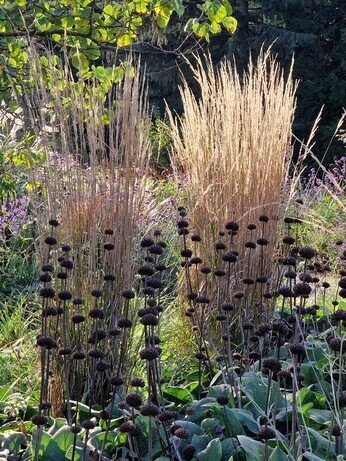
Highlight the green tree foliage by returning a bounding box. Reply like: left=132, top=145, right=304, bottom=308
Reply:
left=0, top=0, right=237, bottom=102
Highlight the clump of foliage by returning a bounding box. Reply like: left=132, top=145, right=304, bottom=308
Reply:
left=0, top=0, right=237, bottom=106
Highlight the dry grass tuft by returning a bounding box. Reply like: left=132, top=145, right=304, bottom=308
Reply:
left=28, top=48, right=154, bottom=296
left=167, top=49, right=298, bottom=263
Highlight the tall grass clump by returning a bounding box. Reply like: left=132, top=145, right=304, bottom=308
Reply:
left=167, top=50, right=297, bottom=265
left=27, top=49, right=153, bottom=290
left=28, top=49, right=157, bottom=289
left=19, top=47, right=162, bottom=405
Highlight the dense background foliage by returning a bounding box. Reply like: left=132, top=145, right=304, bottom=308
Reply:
left=1, top=0, right=345, bottom=163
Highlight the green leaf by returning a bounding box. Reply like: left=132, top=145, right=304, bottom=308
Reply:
left=92, top=65, right=106, bottom=79
left=207, top=384, right=234, bottom=407
left=30, top=430, right=65, bottom=460
left=210, top=20, right=221, bottom=33
left=299, top=363, right=320, bottom=386
left=134, top=0, right=149, bottom=14
left=71, top=52, right=89, bottom=71
left=0, top=386, right=12, bottom=401
left=192, top=22, right=209, bottom=38
left=0, top=432, right=26, bottom=453
left=191, top=434, right=212, bottom=452
left=210, top=5, right=227, bottom=23
left=171, top=0, right=184, bottom=16
left=223, top=0, right=233, bottom=15
left=222, top=16, right=237, bottom=33
left=302, top=453, right=326, bottom=461
left=305, top=427, right=335, bottom=456
left=185, top=381, right=204, bottom=397
left=103, top=4, right=114, bottom=16
left=187, top=397, right=217, bottom=424
left=154, top=2, right=174, bottom=28
left=117, top=34, right=132, bottom=46
left=48, top=418, right=68, bottom=435
left=195, top=439, right=222, bottom=461
left=221, top=438, right=236, bottom=460
left=163, top=386, right=193, bottom=405
left=201, top=418, right=225, bottom=437
left=269, top=447, right=288, bottom=461
left=297, top=388, right=326, bottom=409
left=112, top=66, right=125, bottom=83
left=237, top=435, right=268, bottom=461
left=52, top=426, right=75, bottom=452
left=308, top=409, right=333, bottom=425
left=52, top=33, right=62, bottom=41
left=65, top=441, right=85, bottom=461
left=213, top=405, right=246, bottom=437
left=242, top=372, right=286, bottom=418
left=173, top=420, right=204, bottom=438
left=232, top=409, right=258, bottom=434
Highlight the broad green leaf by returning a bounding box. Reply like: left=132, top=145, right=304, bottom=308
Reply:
left=134, top=0, right=149, bottom=14
left=48, top=418, right=68, bottom=435
left=92, top=65, right=106, bottom=79
left=163, top=386, right=193, bottom=405
left=171, top=0, right=184, bottom=16
left=242, top=372, right=286, bottom=417
left=154, top=3, right=173, bottom=28
left=185, top=381, right=204, bottom=397
left=186, top=397, right=216, bottom=424
left=30, top=430, right=64, bottom=460
left=192, top=22, right=209, bottom=38
left=71, top=52, right=89, bottom=71
left=103, top=4, right=115, bottom=16
left=0, top=386, right=12, bottom=401
left=299, top=363, right=321, bottom=386
left=195, top=438, right=222, bottom=461
left=222, top=16, right=237, bottom=33
left=208, top=4, right=227, bottom=22
left=232, top=408, right=259, bottom=433
left=0, top=432, right=26, bottom=453
left=191, top=434, right=212, bottom=452
left=52, top=33, right=62, bottom=41
left=64, top=441, right=85, bottom=461
left=237, top=435, right=269, bottom=461
left=174, top=420, right=204, bottom=438
left=201, top=418, right=225, bottom=437
left=117, top=34, right=132, bottom=47
left=112, top=66, right=125, bottom=83
left=207, top=384, right=234, bottom=407
left=83, top=46, right=100, bottom=60
left=302, top=453, right=326, bottom=461
left=269, top=447, right=288, bottom=461
left=308, top=409, right=333, bottom=425
left=305, top=427, right=335, bottom=456
left=221, top=438, right=236, bottom=460
left=61, top=16, right=74, bottom=29
left=210, top=20, right=221, bottom=33
left=89, top=430, right=123, bottom=453
left=223, top=0, right=233, bottom=15
left=52, top=426, right=75, bottom=452
left=213, top=405, right=246, bottom=437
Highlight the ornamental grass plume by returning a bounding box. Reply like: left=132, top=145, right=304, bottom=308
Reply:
left=22, top=46, right=164, bottom=413
left=167, top=49, right=297, bottom=271
left=27, top=47, right=155, bottom=300
left=25, top=45, right=161, bottom=357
